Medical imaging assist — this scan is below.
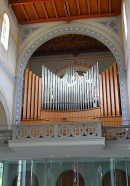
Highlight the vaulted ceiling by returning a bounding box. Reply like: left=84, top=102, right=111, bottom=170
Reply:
left=9, top=0, right=120, bottom=56
left=9, top=0, right=121, bottom=25
left=32, top=34, right=109, bottom=57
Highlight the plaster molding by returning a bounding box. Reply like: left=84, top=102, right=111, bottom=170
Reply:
left=99, top=19, right=119, bottom=34
left=21, top=26, right=39, bottom=42
left=14, top=22, right=127, bottom=123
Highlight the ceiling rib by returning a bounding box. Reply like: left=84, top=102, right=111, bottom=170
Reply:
left=20, top=12, right=120, bottom=24
left=86, top=0, right=91, bottom=15
left=9, top=0, right=121, bottom=25
left=65, top=1, right=71, bottom=16
left=76, top=0, right=81, bottom=15
left=109, top=0, right=112, bottom=13
left=63, top=2, right=68, bottom=16
left=11, top=7, right=21, bottom=21
left=60, top=36, right=66, bottom=52
left=32, top=33, right=109, bottom=57
left=97, top=0, right=101, bottom=14
left=83, top=35, right=87, bottom=49
left=70, top=34, right=75, bottom=54
left=32, top=4, right=39, bottom=19
left=33, top=48, right=108, bottom=56
left=21, top=5, right=29, bottom=20
left=71, top=34, right=78, bottom=56
left=43, top=45, right=48, bottom=53
left=41, top=2, right=49, bottom=18
left=62, top=43, right=66, bottom=52
left=53, top=43, right=57, bottom=52
left=10, top=0, right=53, bottom=5
left=48, top=39, right=91, bottom=45
left=52, top=0, right=58, bottom=18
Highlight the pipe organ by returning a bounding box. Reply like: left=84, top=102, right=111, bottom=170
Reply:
left=42, top=63, right=99, bottom=111
left=22, top=63, right=122, bottom=126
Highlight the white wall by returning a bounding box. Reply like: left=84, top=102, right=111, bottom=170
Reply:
left=28, top=52, right=115, bottom=78
left=3, top=159, right=129, bottom=186
left=13, top=10, right=128, bottom=121
left=0, top=0, right=19, bottom=125
left=122, top=0, right=130, bottom=118
left=0, top=102, right=7, bottom=128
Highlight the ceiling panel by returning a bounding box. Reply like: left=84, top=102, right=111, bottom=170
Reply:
left=8, top=0, right=121, bottom=24
left=32, top=34, right=109, bottom=57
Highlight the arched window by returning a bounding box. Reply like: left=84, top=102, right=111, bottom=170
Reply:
left=102, top=169, right=130, bottom=186
left=13, top=171, right=38, bottom=186
left=56, top=170, right=85, bottom=186
left=123, top=2, right=128, bottom=41
left=1, top=13, right=10, bottom=50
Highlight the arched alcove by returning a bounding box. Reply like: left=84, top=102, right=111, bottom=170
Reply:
left=0, top=102, right=7, bottom=129
left=56, top=170, right=85, bottom=186
left=14, top=22, right=127, bottom=123
left=102, top=169, right=130, bottom=186
left=13, top=171, right=38, bottom=186
left=0, top=91, right=10, bottom=127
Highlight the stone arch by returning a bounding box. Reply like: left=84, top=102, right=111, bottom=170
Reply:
left=13, top=171, right=38, bottom=186
left=0, top=91, right=10, bottom=127
left=102, top=169, right=130, bottom=186
left=56, top=170, right=85, bottom=186
left=14, top=22, right=127, bottom=123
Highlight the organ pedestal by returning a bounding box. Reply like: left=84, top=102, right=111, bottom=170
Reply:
left=21, top=63, right=122, bottom=126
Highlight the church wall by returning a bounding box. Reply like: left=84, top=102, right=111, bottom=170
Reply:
left=14, top=16, right=128, bottom=123
left=2, top=163, right=18, bottom=186
left=28, top=52, right=115, bottom=78
left=0, top=102, right=7, bottom=128
left=1, top=159, right=130, bottom=186
left=122, top=0, right=130, bottom=118
left=0, top=0, right=19, bottom=125
left=127, top=58, right=130, bottom=118
left=0, top=71, right=14, bottom=123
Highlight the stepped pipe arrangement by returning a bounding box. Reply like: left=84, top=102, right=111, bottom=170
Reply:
left=42, top=63, right=99, bottom=111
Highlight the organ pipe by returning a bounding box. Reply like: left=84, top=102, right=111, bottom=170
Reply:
left=42, top=63, right=100, bottom=111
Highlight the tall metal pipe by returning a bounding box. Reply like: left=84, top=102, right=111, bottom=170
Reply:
left=42, top=63, right=99, bottom=111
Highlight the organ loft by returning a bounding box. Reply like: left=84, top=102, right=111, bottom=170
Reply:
left=21, top=62, right=122, bottom=126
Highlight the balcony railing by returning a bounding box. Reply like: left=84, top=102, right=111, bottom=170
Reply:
left=12, top=122, right=102, bottom=141
left=102, top=125, right=130, bottom=140
left=1, top=121, right=130, bottom=144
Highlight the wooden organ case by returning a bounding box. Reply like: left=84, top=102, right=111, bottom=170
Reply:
left=21, top=63, right=122, bottom=126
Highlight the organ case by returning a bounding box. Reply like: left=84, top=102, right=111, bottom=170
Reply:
left=21, top=63, right=122, bottom=126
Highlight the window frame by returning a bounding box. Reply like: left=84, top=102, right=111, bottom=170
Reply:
left=1, top=12, right=10, bottom=50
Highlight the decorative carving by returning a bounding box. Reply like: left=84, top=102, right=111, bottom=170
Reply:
left=21, top=27, right=38, bottom=41
left=99, top=20, right=119, bottom=33
left=3, top=124, right=130, bottom=143
left=102, top=125, right=130, bottom=140
left=12, top=122, right=100, bottom=140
